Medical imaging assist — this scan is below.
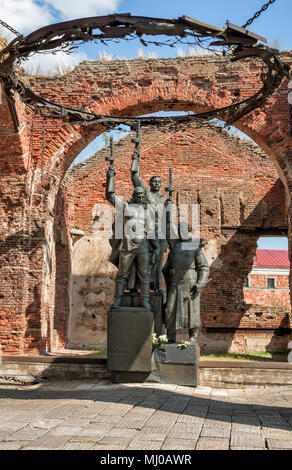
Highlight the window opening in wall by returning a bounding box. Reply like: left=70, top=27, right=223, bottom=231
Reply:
left=243, top=277, right=249, bottom=288
left=243, top=236, right=290, bottom=312
left=267, top=277, right=276, bottom=289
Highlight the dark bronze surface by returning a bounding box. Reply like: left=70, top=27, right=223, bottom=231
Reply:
left=107, top=308, right=153, bottom=373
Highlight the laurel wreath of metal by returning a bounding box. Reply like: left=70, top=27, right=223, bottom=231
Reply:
left=0, top=13, right=289, bottom=130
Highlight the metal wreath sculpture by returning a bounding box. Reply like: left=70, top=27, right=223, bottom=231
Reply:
left=0, top=13, right=289, bottom=130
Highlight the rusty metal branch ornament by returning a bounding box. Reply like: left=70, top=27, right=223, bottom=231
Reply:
left=0, top=13, right=289, bottom=129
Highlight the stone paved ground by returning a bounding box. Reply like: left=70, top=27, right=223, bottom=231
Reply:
left=0, top=379, right=291, bottom=450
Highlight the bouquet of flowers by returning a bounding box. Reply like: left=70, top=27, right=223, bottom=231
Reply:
left=152, top=333, right=168, bottom=347
left=177, top=340, right=190, bottom=349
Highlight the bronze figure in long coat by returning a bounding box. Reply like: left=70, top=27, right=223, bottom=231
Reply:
left=163, top=221, right=210, bottom=343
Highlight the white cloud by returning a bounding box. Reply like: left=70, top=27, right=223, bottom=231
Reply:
left=1, top=0, right=53, bottom=35
left=21, top=50, right=89, bottom=75
left=46, top=0, right=121, bottom=20
left=1, top=0, right=122, bottom=35
left=1, top=0, right=123, bottom=73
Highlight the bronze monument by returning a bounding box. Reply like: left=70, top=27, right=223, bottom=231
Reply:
left=105, top=128, right=210, bottom=385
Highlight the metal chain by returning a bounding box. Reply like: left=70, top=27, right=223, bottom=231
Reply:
left=0, top=18, right=21, bottom=37
left=242, top=0, right=276, bottom=28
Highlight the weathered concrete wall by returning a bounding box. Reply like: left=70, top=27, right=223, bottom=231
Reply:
left=198, top=329, right=290, bottom=353
left=1, top=356, right=292, bottom=388
left=68, top=236, right=115, bottom=349
left=64, top=121, right=290, bottom=352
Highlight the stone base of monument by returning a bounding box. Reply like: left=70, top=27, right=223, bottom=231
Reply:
left=148, top=342, right=200, bottom=387
left=121, top=291, right=164, bottom=337
left=107, top=307, right=154, bottom=383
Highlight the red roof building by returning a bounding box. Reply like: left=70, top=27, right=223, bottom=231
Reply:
left=244, top=249, right=290, bottom=309
left=254, top=249, right=289, bottom=269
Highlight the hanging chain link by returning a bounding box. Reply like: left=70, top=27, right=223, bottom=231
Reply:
left=242, top=0, right=276, bottom=29
left=0, top=18, right=21, bottom=37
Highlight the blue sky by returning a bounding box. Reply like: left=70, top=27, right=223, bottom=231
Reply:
left=2, top=1, right=291, bottom=61
left=257, top=237, right=288, bottom=250
left=2, top=1, right=290, bottom=249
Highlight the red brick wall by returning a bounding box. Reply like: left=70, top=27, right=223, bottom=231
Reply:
left=249, top=273, right=289, bottom=289
left=244, top=286, right=290, bottom=308
left=0, top=49, right=292, bottom=353
left=244, top=272, right=290, bottom=309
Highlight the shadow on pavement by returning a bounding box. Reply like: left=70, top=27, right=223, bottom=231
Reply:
left=0, top=382, right=291, bottom=431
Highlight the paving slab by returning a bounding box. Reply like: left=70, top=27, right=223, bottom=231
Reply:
left=138, top=427, right=168, bottom=441
left=29, top=418, right=64, bottom=429
left=161, top=438, right=197, bottom=450
left=60, top=442, right=95, bottom=450
left=201, top=427, right=231, bottom=438
left=196, top=438, right=230, bottom=450
left=0, top=442, right=25, bottom=450
left=94, top=437, right=132, bottom=449
left=232, top=424, right=261, bottom=434
left=128, top=440, right=163, bottom=450
left=24, top=435, right=70, bottom=449
left=232, top=414, right=260, bottom=423
left=5, top=426, right=49, bottom=442
left=177, top=415, right=205, bottom=425
left=231, top=447, right=267, bottom=450
left=104, top=428, right=139, bottom=439
left=49, top=426, right=85, bottom=436
left=204, top=415, right=232, bottom=428
left=230, top=434, right=266, bottom=448
left=0, top=379, right=291, bottom=450
left=79, top=423, right=114, bottom=437
left=261, top=429, right=292, bottom=439
left=69, top=435, right=103, bottom=443
left=90, top=415, right=122, bottom=424
left=140, top=420, right=175, bottom=434
left=266, top=439, right=292, bottom=450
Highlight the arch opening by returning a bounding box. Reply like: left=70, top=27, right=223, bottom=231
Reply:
left=51, top=114, right=290, bottom=355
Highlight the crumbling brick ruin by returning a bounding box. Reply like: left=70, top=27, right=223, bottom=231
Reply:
left=1, top=37, right=292, bottom=354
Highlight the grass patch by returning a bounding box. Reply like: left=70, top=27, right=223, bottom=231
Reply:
left=200, top=351, right=288, bottom=362
left=85, top=349, right=288, bottom=361
left=86, top=349, right=107, bottom=356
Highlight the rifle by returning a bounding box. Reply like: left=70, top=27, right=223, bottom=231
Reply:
left=165, top=167, right=175, bottom=203
left=105, top=136, right=115, bottom=193
left=165, top=167, right=175, bottom=238
left=131, top=121, right=141, bottom=173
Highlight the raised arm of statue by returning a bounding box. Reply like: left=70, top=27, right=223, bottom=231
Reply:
left=131, top=150, right=147, bottom=191
left=105, top=167, right=115, bottom=206
left=106, top=168, right=124, bottom=208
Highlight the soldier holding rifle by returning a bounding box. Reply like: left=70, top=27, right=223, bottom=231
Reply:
left=131, top=122, right=168, bottom=291
left=163, top=169, right=210, bottom=344
left=105, top=136, right=159, bottom=309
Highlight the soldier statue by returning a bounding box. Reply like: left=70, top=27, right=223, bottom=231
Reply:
left=163, top=219, right=210, bottom=343
left=105, top=143, right=159, bottom=310
left=131, top=125, right=168, bottom=292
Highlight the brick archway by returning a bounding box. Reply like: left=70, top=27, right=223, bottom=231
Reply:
left=1, top=51, right=292, bottom=354
left=26, top=54, right=291, bottom=175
